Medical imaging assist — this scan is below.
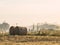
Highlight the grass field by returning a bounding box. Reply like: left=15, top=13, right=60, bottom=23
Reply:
left=0, top=41, right=60, bottom=45
left=0, top=36, right=60, bottom=45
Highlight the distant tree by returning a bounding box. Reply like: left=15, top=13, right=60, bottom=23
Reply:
left=2, top=22, right=10, bottom=30
left=0, top=22, right=10, bottom=35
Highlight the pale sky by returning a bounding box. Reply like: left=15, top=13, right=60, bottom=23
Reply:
left=0, top=0, right=60, bottom=26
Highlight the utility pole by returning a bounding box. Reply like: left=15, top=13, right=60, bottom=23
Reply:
left=31, top=24, right=35, bottom=34
left=32, top=24, right=34, bottom=31
left=16, top=23, right=18, bottom=26
left=37, top=23, right=40, bottom=32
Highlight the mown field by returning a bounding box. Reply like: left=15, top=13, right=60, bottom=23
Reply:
left=0, top=41, right=60, bottom=45
left=0, top=35, right=60, bottom=45
left=0, top=29, right=60, bottom=45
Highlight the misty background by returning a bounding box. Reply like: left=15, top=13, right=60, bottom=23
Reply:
left=0, top=0, right=60, bottom=27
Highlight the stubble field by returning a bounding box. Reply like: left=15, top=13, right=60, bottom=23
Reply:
left=0, top=36, right=60, bottom=45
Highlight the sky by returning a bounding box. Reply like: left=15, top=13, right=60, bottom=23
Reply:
left=0, top=0, right=60, bottom=26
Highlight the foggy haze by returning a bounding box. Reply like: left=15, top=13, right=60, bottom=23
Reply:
left=0, top=0, right=60, bottom=26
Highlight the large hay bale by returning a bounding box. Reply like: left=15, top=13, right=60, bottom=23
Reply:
left=9, top=26, right=27, bottom=35
left=9, top=26, right=15, bottom=35
left=19, top=27, right=27, bottom=35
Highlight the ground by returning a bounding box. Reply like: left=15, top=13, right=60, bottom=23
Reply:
left=0, top=41, right=60, bottom=45
left=0, top=36, right=60, bottom=45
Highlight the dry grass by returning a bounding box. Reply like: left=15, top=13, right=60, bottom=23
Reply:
left=0, top=41, right=60, bottom=45
left=0, top=36, right=60, bottom=45
left=0, top=30, right=60, bottom=45
left=0, top=36, right=60, bottom=41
